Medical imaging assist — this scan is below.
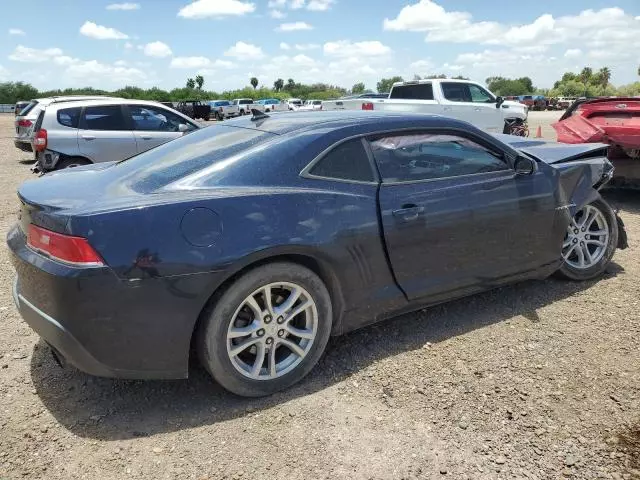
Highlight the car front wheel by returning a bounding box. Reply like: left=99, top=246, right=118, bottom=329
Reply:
left=557, top=199, right=618, bottom=281
left=198, top=262, right=332, bottom=397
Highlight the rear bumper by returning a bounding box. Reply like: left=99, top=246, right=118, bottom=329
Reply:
left=12, top=278, right=116, bottom=377
left=14, top=139, right=33, bottom=152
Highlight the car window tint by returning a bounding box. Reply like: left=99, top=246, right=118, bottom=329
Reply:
left=18, top=101, right=38, bottom=116
left=57, top=107, right=81, bottom=128
left=441, top=83, right=472, bottom=102
left=128, top=105, right=194, bottom=132
left=82, top=105, right=127, bottom=131
left=309, top=138, right=374, bottom=182
left=389, top=83, right=434, bottom=100
left=370, top=133, right=507, bottom=183
left=469, top=84, right=494, bottom=103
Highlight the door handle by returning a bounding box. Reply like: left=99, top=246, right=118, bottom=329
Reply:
left=81, top=135, right=96, bottom=141
left=140, top=135, right=152, bottom=140
left=392, top=205, right=424, bottom=220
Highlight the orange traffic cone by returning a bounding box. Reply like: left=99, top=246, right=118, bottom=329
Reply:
left=535, top=125, right=542, bottom=138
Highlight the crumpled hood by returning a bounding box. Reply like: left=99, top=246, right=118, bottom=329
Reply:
left=492, top=134, right=609, bottom=164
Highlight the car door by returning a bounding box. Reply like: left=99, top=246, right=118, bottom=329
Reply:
left=126, top=104, right=195, bottom=153
left=370, top=130, right=561, bottom=301
left=78, top=104, right=137, bottom=163
left=439, top=82, right=501, bottom=132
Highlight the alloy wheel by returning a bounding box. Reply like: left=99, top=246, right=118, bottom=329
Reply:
left=562, top=204, right=609, bottom=269
left=226, top=282, right=318, bottom=380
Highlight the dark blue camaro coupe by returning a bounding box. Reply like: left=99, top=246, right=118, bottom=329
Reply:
left=8, top=111, right=627, bottom=396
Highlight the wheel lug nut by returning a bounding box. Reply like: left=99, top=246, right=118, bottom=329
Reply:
left=277, top=316, right=284, bottom=324
left=573, top=239, right=578, bottom=243
left=278, top=330, right=285, bottom=337
left=581, top=227, right=586, bottom=232
left=257, top=328, right=265, bottom=337
left=574, top=229, right=579, bottom=234
left=266, top=337, right=273, bottom=345
left=264, top=315, right=272, bottom=324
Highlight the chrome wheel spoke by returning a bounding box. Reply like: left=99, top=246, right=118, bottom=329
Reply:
left=251, top=342, right=266, bottom=377
left=562, top=237, right=573, bottom=249
left=275, top=286, right=302, bottom=315
left=278, top=338, right=305, bottom=357
left=562, top=243, right=576, bottom=260
left=228, top=321, right=260, bottom=339
left=586, top=239, right=605, bottom=247
left=268, top=347, right=277, bottom=377
left=285, top=325, right=315, bottom=340
left=581, top=244, right=593, bottom=265
left=589, top=229, right=607, bottom=237
left=261, top=285, right=274, bottom=316
left=286, top=300, right=312, bottom=321
left=562, top=204, right=609, bottom=270
left=230, top=337, right=260, bottom=357
left=244, top=295, right=263, bottom=320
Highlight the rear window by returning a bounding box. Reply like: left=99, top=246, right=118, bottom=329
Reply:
left=238, top=99, right=252, bottom=105
left=18, top=101, right=38, bottom=117
left=112, top=125, right=275, bottom=193
left=389, top=83, right=434, bottom=100
left=308, top=138, right=374, bottom=182
left=56, top=107, right=81, bottom=128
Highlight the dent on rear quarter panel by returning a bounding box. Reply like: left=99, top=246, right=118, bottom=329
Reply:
left=552, top=159, right=607, bottom=220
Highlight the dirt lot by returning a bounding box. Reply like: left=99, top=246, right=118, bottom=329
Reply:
left=0, top=112, right=639, bottom=480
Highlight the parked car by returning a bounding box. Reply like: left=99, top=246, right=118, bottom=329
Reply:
left=256, top=98, right=288, bottom=113
left=8, top=111, right=627, bottom=397
left=298, top=100, right=323, bottom=111
left=209, top=100, right=240, bottom=120
left=285, top=98, right=303, bottom=111
left=160, top=101, right=175, bottom=109
left=31, top=98, right=199, bottom=172
left=321, top=79, right=528, bottom=135
left=14, top=101, right=30, bottom=116
left=232, top=98, right=265, bottom=116
left=14, top=96, right=119, bottom=154
left=175, top=100, right=211, bottom=121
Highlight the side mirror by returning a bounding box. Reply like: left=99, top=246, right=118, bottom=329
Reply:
left=496, top=96, right=505, bottom=108
left=514, top=155, right=536, bottom=175
left=178, top=123, right=190, bottom=133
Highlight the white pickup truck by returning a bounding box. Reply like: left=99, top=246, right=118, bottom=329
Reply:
left=322, top=79, right=528, bottom=135
left=232, top=98, right=265, bottom=116
left=208, top=100, right=240, bottom=120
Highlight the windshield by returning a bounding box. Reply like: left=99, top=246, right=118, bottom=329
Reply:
left=111, top=125, right=275, bottom=193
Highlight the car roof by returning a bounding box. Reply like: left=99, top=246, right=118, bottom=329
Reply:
left=42, top=98, right=178, bottom=110
left=221, top=110, right=470, bottom=135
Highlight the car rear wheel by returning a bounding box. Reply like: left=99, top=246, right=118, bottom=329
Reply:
left=203, top=114, right=210, bottom=121
left=198, top=262, right=332, bottom=397
left=557, top=199, right=618, bottom=281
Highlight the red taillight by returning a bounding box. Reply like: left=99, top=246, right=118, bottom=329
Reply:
left=362, top=102, right=374, bottom=111
left=27, top=224, right=104, bottom=266
left=34, top=129, right=47, bottom=152
left=17, top=119, right=32, bottom=127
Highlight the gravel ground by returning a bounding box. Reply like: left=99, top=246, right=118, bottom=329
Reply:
left=0, top=112, right=639, bottom=480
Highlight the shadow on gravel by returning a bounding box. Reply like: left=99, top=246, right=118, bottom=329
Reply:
left=617, top=421, right=640, bottom=471
left=603, top=188, right=640, bottom=215
left=29, top=263, right=624, bottom=441
left=18, top=159, right=36, bottom=165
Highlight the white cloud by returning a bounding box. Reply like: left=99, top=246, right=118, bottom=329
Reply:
left=409, top=59, right=433, bottom=71
left=268, top=0, right=286, bottom=6
left=124, top=42, right=134, bottom=49
left=66, top=60, right=146, bottom=84
left=224, top=41, right=264, bottom=59
left=9, top=28, right=25, bottom=36
left=79, top=21, right=128, bottom=40
left=270, top=9, right=286, bottom=18
left=114, top=59, right=129, bottom=66
left=564, top=48, right=582, bottom=58
left=143, top=41, right=172, bottom=58
left=442, top=63, right=464, bottom=71
left=106, top=3, right=140, bottom=10
left=53, top=55, right=80, bottom=66
left=276, top=21, right=313, bottom=31
left=323, top=40, right=391, bottom=57
left=291, top=54, right=316, bottom=66
left=295, top=43, right=320, bottom=50
left=178, top=0, right=255, bottom=18
left=290, top=0, right=304, bottom=8
left=280, top=42, right=290, bottom=50
left=307, top=0, right=334, bottom=11
left=170, top=56, right=212, bottom=68
left=8, top=45, right=63, bottom=63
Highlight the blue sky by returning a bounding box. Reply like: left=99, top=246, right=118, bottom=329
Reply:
left=2, top=0, right=639, bottom=92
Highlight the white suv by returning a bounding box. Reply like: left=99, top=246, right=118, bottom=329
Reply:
left=32, top=99, right=200, bottom=172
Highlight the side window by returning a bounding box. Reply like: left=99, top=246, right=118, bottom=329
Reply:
left=441, top=82, right=471, bottom=102
left=128, top=105, right=195, bottom=132
left=82, top=105, right=127, bottom=131
left=389, top=83, right=433, bottom=100
left=370, top=133, right=508, bottom=183
left=469, top=84, right=494, bottom=103
left=308, top=138, right=374, bottom=183
left=56, top=107, right=81, bottom=128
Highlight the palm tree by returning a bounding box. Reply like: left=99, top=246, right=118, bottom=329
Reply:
left=186, top=78, right=195, bottom=89
left=250, top=77, right=259, bottom=90
left=195, top=75, right=204, bottom=90
left=273, top=78, right=284, bottom=92
left=597, top=67, right=611, bottom=88
left=579, top=67, right=593, bottom=85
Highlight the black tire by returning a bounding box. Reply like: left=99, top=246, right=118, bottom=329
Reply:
left=265, top=108, right=271, bottom=113
left=239, top=109, right=245, bottom=116
left=55, top=156, right=91, bottom=170
left=203, top=114, right=211, bottom=121
left=556, top=199, right=618, bottom=281
left=198, top=262, right=332, bottom=397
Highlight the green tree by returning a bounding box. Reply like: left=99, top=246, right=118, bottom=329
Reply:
left=597, top=67, right=611, bottom=88
left=351, top=82, right=365, bottom=94
left=0, top=81, right=39, bottom=104
left=250, top=77, right=259, bottom=90
left=424, top=74, right=447, bottom=79
left=285, top=78, right=296, bottom=91
left=451, top=75, right=470, bottom=80
left=579, top=67, right=593, bottom=85
left=273, top=78, right=284, bottom=92
left=376, top=76, right=403, bottom=93
left=485, top=76, right=535, bottom=96
left=186, top=78, right=196, bottom=89
left=195, top=75, right=204, bottom=90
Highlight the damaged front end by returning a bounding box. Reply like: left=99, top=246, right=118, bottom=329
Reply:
left=552, top=98, right=640, bottom=187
